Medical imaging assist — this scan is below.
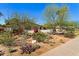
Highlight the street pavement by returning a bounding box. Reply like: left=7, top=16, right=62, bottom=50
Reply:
left=41, top=36, right=79, bottom=56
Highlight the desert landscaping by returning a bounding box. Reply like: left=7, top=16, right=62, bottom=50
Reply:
left=0, top=3, right=78, bottom=56
left=0, top=27, right=77, bottom=56
left=0, top=31, right=73, bottom=56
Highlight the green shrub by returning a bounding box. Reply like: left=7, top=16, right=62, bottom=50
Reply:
left=24, top=32, right=32, bottom=39
left=1, top=38, right=15, bottom=46
left=32, top=44, right=40, bottom=50
left=64, top=31, right=75, bottom=38
left=64, top=27, right=75, bottom=38
left=32, top=32, right=47, bottom=42
left=0, top=31, right=15, bottom=46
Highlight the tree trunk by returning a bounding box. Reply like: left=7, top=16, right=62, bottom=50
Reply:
left=53, top=26, right=56, bottom=35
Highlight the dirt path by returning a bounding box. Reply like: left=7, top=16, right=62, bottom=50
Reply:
left=41, top=36, right=79, bottom=56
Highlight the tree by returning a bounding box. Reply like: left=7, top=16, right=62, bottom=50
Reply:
left=0, top=12, right=3, bottom=25
left=56, top=5, right=68, bottom=28
left=44, top=4, right=69, bottom=34
left=5, top=14, right=20, bottom=27
left=21, top=15, right=39, bottom=30
left=5, top=13, right=40, bottom=30
left=43, top=23, right=52, bottom=29
left=44, top=4, right=59, bottom=34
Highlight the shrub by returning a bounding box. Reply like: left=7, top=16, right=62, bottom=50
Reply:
left=24, top=32, right=32, bottom=39
left=0, top=32, right=15, bottom=46
left=32, top=44, right=40, bottom=50
left=0, top=50, right=5, bottom=56
left=64, top=31, right=75, bottom=38
left=20, top=44, right=40, bottom=54
left=32, top=32, right=48, bottom=42
left=1, top=38, right=15, bottom=46
left=64, top=27, right=75, bottom=38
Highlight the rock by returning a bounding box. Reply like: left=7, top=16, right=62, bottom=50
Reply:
left=0, top=50, right=5, bottom=56
left=26, top=38, right=37, bottom=44
left=9, top=48, right=17, bottom=53
left=32, top=40, right=37, bottom=44
left=15, top=40, right=22, bottom=46
left=60, top=39, right=65, bottom=43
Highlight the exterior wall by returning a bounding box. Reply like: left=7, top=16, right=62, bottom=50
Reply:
left=40, top=29, right=53, bottom=34
left=27, top=29, right=65, bottom=34
left=27, top=29, right=53, bottom=34
left=28, top=30, right=34, bottom=33
left=4, top=28, right=12, bottom=31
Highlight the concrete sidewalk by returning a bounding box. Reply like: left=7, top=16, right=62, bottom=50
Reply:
left=41, top=36, right=79, bottom=56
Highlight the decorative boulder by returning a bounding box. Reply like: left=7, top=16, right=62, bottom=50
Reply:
left=9, top=48, right=17, bottom=53
left=0, top=50, right=5, bottom=56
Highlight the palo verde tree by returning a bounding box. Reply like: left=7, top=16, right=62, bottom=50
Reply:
left=44, top=4, right=59, bottom=34
left=44, top=4, right=70, bottom=34
left=56, top=5, right=68, bottom=28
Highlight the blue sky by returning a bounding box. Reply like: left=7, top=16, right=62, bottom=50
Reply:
left=0, top=3, right=79, bottom=25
